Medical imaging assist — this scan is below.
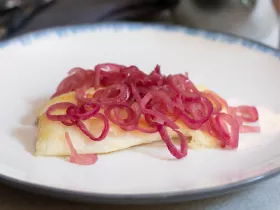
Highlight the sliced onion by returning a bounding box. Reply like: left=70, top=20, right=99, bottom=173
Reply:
left=130, top=83, right=142, bottom=104
left=201, top=92, right=222, bottom=115
left=100, top=71, right=126, bottom=86
left=150, top=90, right=174, bottom=113
left=75, top=88, right=96, bottom=105
left=99, top=84, right=130, bottom=104
left=72, top=103, right=100, bottom=120
left=239, top=125, right=260, bottom=133
left=180, top=96, right=213, bottom=130
left=46, top=102, right=77, bottom=121
left=229, top=106, right=259, bottom=123
left=95, top=63, right=125, bottom=72
left=203, top=90, right=228, bottom=111
left=52, top=68, right=89, bottom=98
left=49, top=63, right=261, bottom=161
left=65, top=132, right=98, bottom=165
left=117, top=103, right=142, bottom=131
left=157, top=125, right=188, bottom=159
left=148, top=65, right=164, bottom=86
left=104, top=104, right=137, bottom=127
left=76, top=113, right=109, bottom=141
left=94, top=65, right=101, bottom=89
left=210, top=113, right=239, bottom=148
left=122, top=65, right=147, bottom=84
left=166, top=74, right=200, bottom=100
left=68, top=67, right=86, bottom=75
left=141, top=92, right=179, bottom=129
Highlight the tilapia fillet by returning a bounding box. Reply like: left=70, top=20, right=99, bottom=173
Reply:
left=35, top=86, right=222, bottom=156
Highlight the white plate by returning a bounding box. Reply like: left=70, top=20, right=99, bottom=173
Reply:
left=0, top=22, right=280, bottom=204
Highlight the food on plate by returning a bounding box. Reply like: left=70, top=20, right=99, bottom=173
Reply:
left=36, top=63, right=260, bottom=165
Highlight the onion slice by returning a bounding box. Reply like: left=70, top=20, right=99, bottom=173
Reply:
left=75, top=88, right=97, bottom=105
left=140, top=92, right=179, bottom=129
left=65, top=132, right=98, bottom=165
left=166, top=74, right=200, bottom=100
left=157, top=125, right=188, bottom=159
left=99, top=84, right=130, bottom=105
left=229, top=106, right=259, bottom=123
left=76, top=113, right=109, bottom=141
left=74, top=103, right=100, bottom=120
left=203, top=90, right=228, bottom=111
left=201, top=92, right=222, bottom=115
left=104, top=104, right=137, bottom=127
left=46, top=102, right=77, bottom=122
left=180, top=96, right=213, bottom=130
left=210, top=113, right=239, bottom=149
left=48, top=63, right=261, bottom=161
left=239, top=125, right=260, bottom=133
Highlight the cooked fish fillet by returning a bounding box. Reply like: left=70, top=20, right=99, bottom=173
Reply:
left=35, top=86, right=222, bottom=156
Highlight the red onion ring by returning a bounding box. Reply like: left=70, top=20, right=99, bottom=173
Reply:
left=141, top=92, right=179, bottom=129
left=65, top=132, right=98, bottom=165
left=104, top=104, right=137, bottom=127
left=210, top=113, right=239, bottom=148
left=157, top=125, right=188, bottom=159
left=167, top=74, right=200, bottom=100
left=71, top=103, right=100, bottom=120
left=52, top=68, right=90, bottom=98
left=75, top=88, right=96, bottom=105
left=95, top=63, right=125, bottom=72
left=46, top=102, right=77, bottom=122
left=49, top=63, right=261, bottom=160
left=229, top=106, right=259, bottom=123
left=94, top=66, right=101, bottom=89
left=76, top=113, right=109, bottom=141
left=130, top=83, right=142, bottom=104
left=201, top=92, right=222, bottom=115
left=203, top=90, right=228, bottom=111
left=239, top=125, right=260, bottom=133
left=99, top=84, right=130, bottom=105
left=150, top=90, right=174, bottom=113
left=68, top=67, right=86, bottom=75
left=180, top=96, right=213, bottom=130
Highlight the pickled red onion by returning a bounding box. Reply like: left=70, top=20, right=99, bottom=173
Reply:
left=76, top=113, right=109, bottom=141
left=201, top=92, right=223, bottom=115
left=65, top=132, right=98, bottom=165
left=210, top=113, right=239, bottom=148
left=239, top=125, right=260, bottom=133
left=48, top=63, right=260, bottom=162
left=140, top=92, right=179, bottom=129
left=104, top=104, right=137, bottom=127
left=228, top=106, right=259, bottom=123
left=46, top=102, right=77, bottom=122
left=166, top=74, right=200, bottom=100
left=180, top=96, right=214, bottom=130
left=157, top=125, right=188, bottom=159
left=203, top=90, right=228, bottom=111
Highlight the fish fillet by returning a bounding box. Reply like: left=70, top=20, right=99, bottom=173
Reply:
left=35, top=86, right=221, bottom=156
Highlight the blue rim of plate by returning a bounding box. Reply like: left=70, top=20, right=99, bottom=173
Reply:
left=0, top=21, right=280, bottom=204
left=1, top=21, right=280, bottom=58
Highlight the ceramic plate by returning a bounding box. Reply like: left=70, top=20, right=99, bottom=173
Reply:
left=0, top=22, right=280, bottom=204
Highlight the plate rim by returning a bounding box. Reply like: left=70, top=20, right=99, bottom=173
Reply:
left=1, top=21, right=280, bottom=204
left=1, top=21, right=280, bottom=58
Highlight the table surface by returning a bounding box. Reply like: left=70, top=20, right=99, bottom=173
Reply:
left=1, top=177, right=280, bottom=210
left=1, top=2, right=280, bottom=209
